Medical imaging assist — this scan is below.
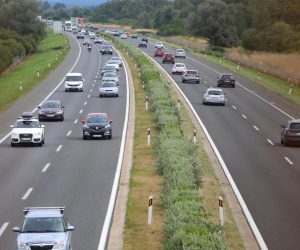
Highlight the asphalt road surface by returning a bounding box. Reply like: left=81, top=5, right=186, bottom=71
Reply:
left=127, top=37, right=300, bottom=250
left=0, top=33, right=128, bottom=249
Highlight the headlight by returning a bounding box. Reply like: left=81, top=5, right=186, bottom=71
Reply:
left=83, top=124, right=90, bottom=129
left=56, top=110, right=63, bottom=114
left=39, top=110, right=45, bottom=114
left=18, top=241, right=27, bottom=249
left=11, top=132, right=18, bottom=137
left=105, top=124, right=111, bottom=129
left=53, top=241, right=67, bottom=249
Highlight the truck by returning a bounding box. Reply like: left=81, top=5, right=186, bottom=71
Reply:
left=64, top=21, right=72, bottom=32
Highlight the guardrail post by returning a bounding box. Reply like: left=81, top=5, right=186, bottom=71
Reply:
left=193, top=129, right=196, bottom=145
left=19, top=81, right=23, bottom=91
left=147, top=128, right=151, bottom=146
left=148, top=195, right=153, bottom=225
left=145, top=96, right=148, bottom=110
left=36, top=69, right=40, bottom=78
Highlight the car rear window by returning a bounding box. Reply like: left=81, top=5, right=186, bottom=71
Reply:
left=65, top=75, right=83, bottom=81
left=290, top=123, right=300, bottom=129
left=186, top=70, right=197, bottom=75
left=208, top=90, right=222, bottom=95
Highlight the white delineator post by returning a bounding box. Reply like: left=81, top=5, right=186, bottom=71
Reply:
left=289, top=84, right=294, bottom=95
left=145, top=96, right=148, bottom=110
left=193, top=129, right=197, bottom=145
left=147, top=128, right=151, bottom=146
left=19, top=82, right=23, bottom=91
left=177, top=98, right=181, bottom=110
left=37, top=69, right=40, bottom=78
left=148, top=195, right=153, bottom=225
left=219, top=196, right=224, bottom=226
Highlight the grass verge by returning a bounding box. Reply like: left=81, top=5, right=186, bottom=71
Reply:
left=0, top=29, right=68, bottom=111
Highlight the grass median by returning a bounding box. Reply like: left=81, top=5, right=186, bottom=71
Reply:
left=0, top=29, right=68, bottom=111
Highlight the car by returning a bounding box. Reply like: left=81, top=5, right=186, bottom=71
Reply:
left=141, top=37, right=149, bottom=43
left=99, top=81, right=119, bottom=97
left=162, top=53, right=175, bottom=64
left=155, top=42, right=164, bottom=49
left=182, top=70, right=200, bottom=83
left=94, top=36, right=103, bottom=44
left=105, top=60, right=120, bottom=71
left=172, top=63, right=187, bottom=75
left=138, top=41, right=147, bottom=47
left=100, top=65, right=116, bottom=76
left=131, top=33, right=138, bottom=38
left=72, top=29, right=78, bottom=34
left=154, top=49, right=164, bottom=57
left=64, top=72, right=84, bottom=92
left=217, top=73, right=236, bottom=87
left=100, top=44, right=113, bottom=55
left=120, top=33, right=127, bottom=39
left=89, top=32, right=96, bottom=39
left=13, top=207, right=74, bottom=250
left=175, top=48, right=186, bottom=58
left=10, top=112, right=45, bottom=147
left=81, top=113, right=113, bottom=139
left=83, top=39, right=91, bottom=46
left=110, top=56, right=123, bottom=67
left=38, top=100, right=64, bottom=121
left=102, top=72, right=119, bottom=83
left=202, top=88, right=226, bottom=106
left=76, top=32, right=84, bottom=39
left=281, top=119, right=300, bottom=146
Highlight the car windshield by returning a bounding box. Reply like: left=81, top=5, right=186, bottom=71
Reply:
left=22, top=217, right=65, bottom=233
left=106, top=61, right=116, bottom=65
left=221, top=74, right=232, bottom=79
left=208, top=90, right=223, bottom=95
left=177, top=49, right=184, bottom=52
left=103, top=72, right=116, bottom=77
left=102, top=82, right=116, bottom=87
left=15, top=120, right=40, bottom=128
left=65, top=75, right=82, bottom=81
left=290, top=123, right=300, bottom=129
left=42, top=102, right=60, bottom=109
left=101, top=45, right=111, bottom=49
left=186, top=71, right=197, bottom=75
left=111, top=57, right=121, bottom=61
left=86, top=115, right=108, bottom=124
left=175, top=64, right=185, bottom=67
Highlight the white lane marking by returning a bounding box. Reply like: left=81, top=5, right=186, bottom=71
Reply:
left=253, top=125, right=260, bottom=131
left=42, top=163, right=51, bottom=172
left=284, top=157, right=294, bottom=165
left=90, top=89, right=93, bottom=92
left=22, top=188, right=33, bottom=200
left=0, top=222, right=9, bottom=237
left=88, top=95, right=91, bottom=98
left=79, top=109, right=83, bottom=114
left=66, top=130, right=72, bottom=136
left=267, top=139, right=274, bottom=146
left=74, top=119, right=78, bottom=124
left=0, top=34, right=82, bottom=145
left=143, top=52, right=268, bottom=250
left=232, top=105, right=237, bottom=110
left=94, top=79, right=97, bottom=82
left=242, top=114, right=247, bottom=119
left=92, top=84, right=95, bottom=87
left=84, top=101, right=88, bottom=106
left=56, top=145, right=63, bottom=152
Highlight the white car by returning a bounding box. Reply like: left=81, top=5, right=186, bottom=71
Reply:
left=64, top=72, right=84, bottom=92
left=102, top=72, right=119, bottom=83
left=155, top=42, right=164, bottom=49
left=120, top=33, right=127, bottom=39
left=89, top=32, right=96, bottom=39
left=172, top=63, right=187, bottom=75
left=110, top=56, right=123, bottom=67
left=99, top=81, right=119, bottom=97
left=202, top=88, right=226, bottom=106
left=94, top=37, right=103, bottom=43
left=105, top=60, right=120, bottom=71
left=10, top=112, right=45, bottom=147
left=175, top=49, right=186, bottom=58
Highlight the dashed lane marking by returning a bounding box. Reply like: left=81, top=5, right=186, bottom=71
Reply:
left=22, top=188, right=33, bottom=200
left=0, top=222, right=9, bottom=238
left=253, top=125, right=260, bottom=131
left=42, top=163, right=51, bottom=172
left=66, top=130, right=72, bottom=136
left=56, top=145, right=63, bottom=152
left=74, top=119, right=78, bottom=124
left=79, top=109, right=83, bottom=114
left=242, top=114, right=247, bottom=119
left=284, top=157, right=294, bottom=165
left=267, top=139, right=274, bottom=146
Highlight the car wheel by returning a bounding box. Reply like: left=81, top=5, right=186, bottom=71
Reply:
left=284, top=139, right=289, bottom=147
left=38, top=141, right=43, bottom=147
left=99, top=94, right=102, bottom=97
left=65, top=89, right=68, bottom=92
left=197, top=81, right=200, bottom=84
left=182, top=80, right=185, bottom=83
left=281, top=137, right=284, bottom=144
left=108, top=134, right=112, bottom=139
left=232, top=84, right=235, bottom=88
left=11, top=142, right=15, bottom=147
left=61, top=116, right=64, bottom=121
left=83, top=135, right=88, bottom=140
left=80, top=89, right=83, bottom=92
left=116, top=94, right=119, bottom=97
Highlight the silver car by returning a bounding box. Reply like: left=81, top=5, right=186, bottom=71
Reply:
left=202, top=88, right=226, bottom=106
left=102, top=72, right=119, bottom=83
left=110, top=56, right=123, bottom=67
left=99, top=81, right=119, bottom=97
left=105, top=60, right=120, bottom=71
left=13, top=207, right=74, bottom=250
left=175, top=48, right=186, bottom=58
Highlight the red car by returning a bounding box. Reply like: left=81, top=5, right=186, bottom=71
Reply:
left=162, top=53, right=175, bottom=64
left=154, top=49, right=164, bottom=57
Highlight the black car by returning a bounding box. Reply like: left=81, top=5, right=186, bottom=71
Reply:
left=138, top=41, right=147, bottom=47
left=100, top=44, right=113, bottom=55
left=217, top=73, right=235, bottom=88
left=141, top=37, right=148, bottom=43
left=281, top=119, right=300, bottom=146
left=81, top=113, right=112, bottom=140
left=38, top=100, right=64, bottom=121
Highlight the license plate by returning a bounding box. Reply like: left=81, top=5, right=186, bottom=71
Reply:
left=47, top=114, right=55, bottom=117
left=297, top=133, right=300, bottom=136
left=93, top=135, right=102, bottom=137
left=21, top=138, right=31, bottom=141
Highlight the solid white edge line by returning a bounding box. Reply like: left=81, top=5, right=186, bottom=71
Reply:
left=0, top=222, right=9, bottom=237
left=284, top=157, right=294, bottom=165
left=0, top=33, right=82, bottom=145
left=56, top=145, right=63, bottom=152
left=42, top=162, right=51, bottom=172
left=97, top=47, right=130, bottom=250
left=22, top=188, right=33, bottom=200
left=267, top=139, right=274, bottom=146
left=144, top=52, right=268, bottom=250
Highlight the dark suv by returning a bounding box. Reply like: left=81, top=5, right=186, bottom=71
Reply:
left=141, top=37, right=148, bottom=43
left=81, top=113, right=112, bottom=140
left=162, top=53, right=175, bottom=64
left=38, top=100, right=64, bottom=121
left=100, top=44, right=113, bottom=55
left=281, top=119, right=300, bottom=146
left=217, top=73, right=235, bottom=88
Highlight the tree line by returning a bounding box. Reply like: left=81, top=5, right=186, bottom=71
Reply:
left=90, top=0, right=300, bottom=52
left=0, top=0, right=45, bottom=73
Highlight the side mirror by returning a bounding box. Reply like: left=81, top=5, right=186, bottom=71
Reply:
left=109, top=120, right=113, bottom=124
left=81, top=120, right=85, bottom=124
left=67, top=225, right=75, bottom=231
left=41, top=125, right=45, bottom=128
left=12, top=227, right=20, bottom=232
left=62, top=106, right=65, bottom=109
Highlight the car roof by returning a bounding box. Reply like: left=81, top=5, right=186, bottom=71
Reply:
left=290, top=119, right=300, bottom=123
left=25, top=209, right=63, bottom=218
left=66, top=72, right=82, bottom=76
left=43, top=100, right=61, bottom=103
left=87, top=112, right=108, bottom=116
left=207, top=87, right=223, bottom=92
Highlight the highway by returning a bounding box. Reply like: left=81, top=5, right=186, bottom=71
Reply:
left=127, top=37, right=300, bottom=250
left=0, top=33, right=128, bottom=249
